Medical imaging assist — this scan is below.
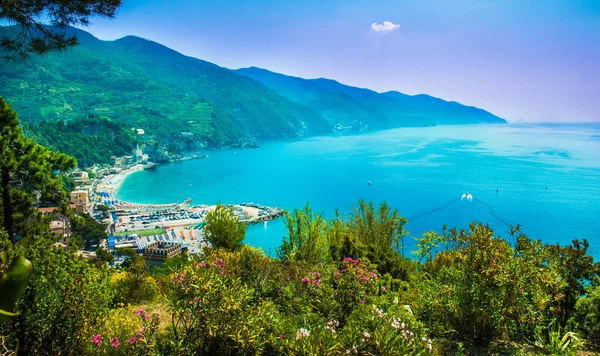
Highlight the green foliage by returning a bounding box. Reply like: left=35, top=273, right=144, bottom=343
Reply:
left=70, top=213, right=108, bottom=248
left=533, top=319, right=582, bottom=355
left=111, top=248, right=157, bottom=305
left=89, top=306, right=160, bottom=355
left=410, top=222, right=600, bottom=347
left=279, top=200, right=412, bottom=280
left=0, top=1, right=121, bottom=59
left=95, top=247, right=114, bottom=263
left=0, top=252, right=32, bottom=323
left=95, top=204, right=111, bottom=212
left=572, top=284, right=600, bottom=349
left=27, top=117, right=138, bottom=167
left=204, top=205, right=246, bottom=251
left=0, top=26, right=329, bottom=152
left=0, top=235, right=113, bottom=354
left=166, top=258, right=279, bottom=355
left=280, top=203, right=330, bottom=263
left=0, top=97, right=76, bottom=243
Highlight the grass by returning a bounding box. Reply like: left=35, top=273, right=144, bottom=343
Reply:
left=114, top=228, right=166, bottom=237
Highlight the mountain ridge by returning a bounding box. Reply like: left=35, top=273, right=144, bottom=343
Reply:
left=0, top=26, right=505, bottom=165
left=235, top=66, right=506, bottom=129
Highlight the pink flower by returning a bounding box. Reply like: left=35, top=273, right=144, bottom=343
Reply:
left=144, top=314, right=151, bottom=321
left=135, top=308, right=146, bottom=315
left=301, top=277, right=311, bottom=284
left=359, top=299, right=364, bottom=304
left=110, top=337, right=120, bottom=348
left=199, top=262, right=206, bottom=267
left=91, top=334, right=102, bottom=346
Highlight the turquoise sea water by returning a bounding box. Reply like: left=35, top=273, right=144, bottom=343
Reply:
left=118, top=124, right=600, bottom=257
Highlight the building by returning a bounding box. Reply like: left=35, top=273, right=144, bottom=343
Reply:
left=123, top=156, right=134, bottom=165
left=72, top=170, right=90, bottom=184
left=109, top=156, right=122, bottom=167
left=142, top=242, right=182, bottom=266
left=70, top=190, right=89, bottom=213
left=49, top=220, right=70, bottom=241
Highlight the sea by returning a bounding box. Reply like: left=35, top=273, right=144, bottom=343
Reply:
left=118, top=124, right=600, bottom=258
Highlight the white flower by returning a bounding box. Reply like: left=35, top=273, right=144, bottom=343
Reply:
left=391, top=318, right=401, bottom=329
left=363, top=331, right=371, bottom=339
left=296, top=328, right=310, bottom=340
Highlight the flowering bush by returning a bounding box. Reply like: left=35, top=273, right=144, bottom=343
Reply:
left=332, top=258, right=380, bottom=319
left=88, top=307, right=160, bottom=355
left=165, top=257, right=280, bottom=354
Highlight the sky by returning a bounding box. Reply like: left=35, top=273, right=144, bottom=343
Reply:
left=83, top=0, right=600, bottom=122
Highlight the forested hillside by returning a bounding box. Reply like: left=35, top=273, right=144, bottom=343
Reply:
left=0, top=26, right=327, bottom=151
left=236, top=67, right=506, bottom=129
left=0, top=26, right=504, bottom=166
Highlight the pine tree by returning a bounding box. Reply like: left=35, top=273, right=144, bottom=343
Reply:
left=0, top=0, right=122, bottom=59
left=0, top=98, right=75, bottom=243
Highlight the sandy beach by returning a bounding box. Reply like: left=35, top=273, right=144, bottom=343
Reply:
left=98, top=164, right=145, bottom=194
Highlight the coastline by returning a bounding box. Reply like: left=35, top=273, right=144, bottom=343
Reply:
left=97, top=164, right=145, bottom=201
left=96, top=163, right=284, bottom=228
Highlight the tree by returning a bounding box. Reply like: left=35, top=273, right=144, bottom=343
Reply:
left=70, top=213, right=107, bottom=248
left=0, top=0, right=122, bottom=59
left=0, top=98, right=76, bottom=244
left=94, top=246, right=113, bottom=263
left=204, top=205, right=246, bottom=251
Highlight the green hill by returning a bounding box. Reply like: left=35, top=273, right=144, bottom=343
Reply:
left=236, top=67, right=506, bottom=129
left=0, top=26, right=505, bottom=166
left=0, top=26, right=328, bottom=148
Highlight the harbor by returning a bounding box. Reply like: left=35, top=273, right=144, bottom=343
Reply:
left=92, top=164, right=285, bottom=255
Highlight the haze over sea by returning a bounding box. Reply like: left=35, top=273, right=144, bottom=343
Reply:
left=118, top=124, right=600, bottom=257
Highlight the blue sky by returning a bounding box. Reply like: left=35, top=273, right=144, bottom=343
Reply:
left=84, top=0, right=600, bottom=122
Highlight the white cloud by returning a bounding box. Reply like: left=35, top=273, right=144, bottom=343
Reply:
left=370, top=21, right=400, bottom=33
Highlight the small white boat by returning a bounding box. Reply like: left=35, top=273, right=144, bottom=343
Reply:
left=461, top=193, right=473, bottom=201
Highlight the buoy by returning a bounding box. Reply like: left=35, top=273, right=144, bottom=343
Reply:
left=367, top=181, right=372, bottom=185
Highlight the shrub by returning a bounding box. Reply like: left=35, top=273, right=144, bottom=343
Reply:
left=0, top=237, right=113, bottom=354
left=204, top=205, right=246, bottom=251
left=572, top=284, right=600, bottom=349
left=89, top=307, right=160, bottom=355
left=165, top=258, right=279, bottom=354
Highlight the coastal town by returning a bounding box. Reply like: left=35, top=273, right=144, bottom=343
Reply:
left=53, top=149, right=284, bottom=265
